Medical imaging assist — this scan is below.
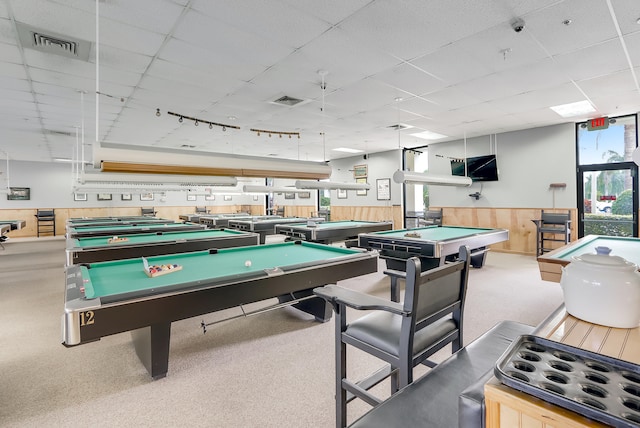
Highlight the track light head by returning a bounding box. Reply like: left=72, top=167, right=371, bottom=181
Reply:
left=209, top=123, right=213, bottom=129
left=179, top=116, right=183, bottom=123
left=222, top=126, right=226, bottom=132
left=194, top=120, right=199, bottom=126
left=155, top=108, right=160, bottom=117
left=257, top=131, right=260, bottom=136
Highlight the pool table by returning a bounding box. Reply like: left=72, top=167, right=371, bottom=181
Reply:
left=65, top=228, right=260, bottom=266
left=275, top=220, right=394, bottom=244
left=537, top=235, right=640, bottom=283
left=0, top=219, right=26, bottom=230
left=66, top=222, right=205, bottom=238
left=228, top=217, right=325, bottom=244
left=358, top=225, right=509, bottom=270
left=66, top=217, right=174, bottom=228
left=62, top=241, right=378, bottom=379
left=199, top=214, right=279, bottom=229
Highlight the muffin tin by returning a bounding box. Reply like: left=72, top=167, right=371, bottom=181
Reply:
left=494, top=335, right=640, bottom=427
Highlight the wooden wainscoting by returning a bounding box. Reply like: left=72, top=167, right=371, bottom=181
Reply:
left=329, top=205, right=403, bottom=230
left=439, top=207, right=578, bottom=255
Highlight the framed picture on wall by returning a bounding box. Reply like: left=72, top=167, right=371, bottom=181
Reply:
left=356, top=178, right=368, bottom=196
left=140, top=193, right=154, bottom=201
left=121, top=193, right=132, bottom=201
left=205, top=194, right=215, bottom=201
left=97, top=193, right=112, bottom=201
left=298, top=191, right=311, bottom=199
left=186, top=194, right=197, bottom=201
left=74, top=193, right=87, bottom=201
left=7, top=187, right=30, bottom=200
left=284, top=192, right=295, bottom=200
left=337, top=189, right=347, bottom=199
left=376, top=178, right=391, bottom=200
left=353, top=164, right=368, bottom=178
left=223, top=195, right=232, bottom=201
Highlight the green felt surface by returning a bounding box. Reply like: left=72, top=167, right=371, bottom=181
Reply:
left=70, top=223, right=189, bottom=233
left=82, top=241, right=360, bottom=299
left=73, top=229, right=249, bottom=248
left=547, top=235, right=640, bottom=264
left=287, top=220, right=379, bottom=229
left=369, top=226, right=497, bottom=241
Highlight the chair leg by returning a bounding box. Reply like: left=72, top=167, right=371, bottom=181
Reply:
left=335, top=304, right=348, bottom=428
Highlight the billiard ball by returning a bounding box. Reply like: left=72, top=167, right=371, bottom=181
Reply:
left=245, top=260, right=252, bottom=267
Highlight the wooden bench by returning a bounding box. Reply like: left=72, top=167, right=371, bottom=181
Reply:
left=349, top=320, right=535, bottom=428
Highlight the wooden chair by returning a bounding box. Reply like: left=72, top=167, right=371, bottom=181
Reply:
left=313, top=246, right=471, bottom=427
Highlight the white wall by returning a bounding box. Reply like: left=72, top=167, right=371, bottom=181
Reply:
left=0, top=161, right=264, bottom=209
left=329, top=150, right=402, bottom=206
left=1, top=123, right=577, bottom=211
left=427, top=123, right=577, bottom=208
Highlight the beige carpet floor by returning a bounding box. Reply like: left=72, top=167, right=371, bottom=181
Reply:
left=0, top=237, right=563, bottom=427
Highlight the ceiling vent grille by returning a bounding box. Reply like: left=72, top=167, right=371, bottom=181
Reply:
left=16, top=22, right=91, bottom=61
left=387, top=123, right=414, bottom=131
left=271, top=95, right=306, bottom=107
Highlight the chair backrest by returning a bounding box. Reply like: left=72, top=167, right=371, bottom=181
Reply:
left=195, top=206, right=207, bottom=213
left=422, top=208, right=443, bottom=226
left=402, top=246, right=471, bottom=348
left=276, top=207, right=285, bottom=216
left=36, top=209, right=55, bottom=218
left=141, top=207, right=155, bottom=215
left=540, top=210, right=570, bottom=227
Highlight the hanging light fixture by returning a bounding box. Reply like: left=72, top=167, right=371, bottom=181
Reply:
left=243, top=185, right=312, bottom=193
left=392, top=170, right=472, bottom=187
left=295, top=180, right=370, bottom=191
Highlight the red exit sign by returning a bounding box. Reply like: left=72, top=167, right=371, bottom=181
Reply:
left=587, top=116, right=609, bottom=131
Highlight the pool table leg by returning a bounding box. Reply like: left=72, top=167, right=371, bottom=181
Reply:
left=277, top=290, right=333, bottom=322
left=131, top=322, right=172, bottom=380
left=470, top=247, right=489, bottom=268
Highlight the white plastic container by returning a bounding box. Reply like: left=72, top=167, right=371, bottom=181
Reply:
left=560, top=246, right=640, bottom=328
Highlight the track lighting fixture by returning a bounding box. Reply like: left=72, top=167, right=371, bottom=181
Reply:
left=250, top=128, right=301, bottom=139
left=166, top=111, right=240, bottom=131
left=156, top=108, right=161, bottom=117
left=222, top=126, right=226, bottom=132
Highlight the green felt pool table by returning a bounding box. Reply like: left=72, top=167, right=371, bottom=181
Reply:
left=358, top=225, right=509, bottom=270
left=274, top=220, right=393, bottom=244
left=228, top=216, right=325, bottom=243
left=0, top=219, right=26, bottom=230
left=66, top=222, right=205, bottom=238
left=66, top=217, right=173, bottom=228
left=62, top=241, right=378, bottom=379
left=537, top=235, right=640, bottom=282
left=65, top=228, right=260, bottom=265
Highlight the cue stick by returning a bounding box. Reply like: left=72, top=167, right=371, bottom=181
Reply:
left=200, top=295, right=317, bottom=333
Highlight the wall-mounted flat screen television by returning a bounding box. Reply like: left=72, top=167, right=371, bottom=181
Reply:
left=450, top=154, right=499, bottom=182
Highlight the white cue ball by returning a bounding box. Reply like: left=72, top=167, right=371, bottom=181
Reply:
left=245, top=260, right=252, bottom=267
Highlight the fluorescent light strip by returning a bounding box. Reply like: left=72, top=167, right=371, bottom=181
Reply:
left=243, top=185, right=312, bottom=193
left=80, top=172, right=237, bottom=187
left=295, top=180, right=370, bottom=190
left=393, top=170, right=471, bottom=187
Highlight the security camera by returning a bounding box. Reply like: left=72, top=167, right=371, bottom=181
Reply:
left=511, top=18, right=525, bottom=33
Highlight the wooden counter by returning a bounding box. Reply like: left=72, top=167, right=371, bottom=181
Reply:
left=485, top=306, right=640, bottom=427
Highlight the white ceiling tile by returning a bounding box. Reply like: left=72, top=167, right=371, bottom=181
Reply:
left=370, top=63, right=447, bottom=97
left=279, top=0, right=371, bottom=25
left=552, top=39, right=631, bottom=81
left=410, top=44, right=494, bottom=86
left=192, top=0, right=331, bottom=48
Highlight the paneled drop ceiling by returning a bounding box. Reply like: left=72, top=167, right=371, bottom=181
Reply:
left=0, top=0, right=638, bottom=164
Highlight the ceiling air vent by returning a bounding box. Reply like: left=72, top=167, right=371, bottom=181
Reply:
left=16, top=22, right=91, bottom=61
left=271, top=95, right=306, bottom=107
left=387, top=123, right=414, bottom=131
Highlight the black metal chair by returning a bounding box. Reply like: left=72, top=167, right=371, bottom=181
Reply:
left=141, top=207, right=156, bottom=217
left=195, top=206, right=209, bottom=214
left=418, top=208, right=443, bottom=226
left=532, top=210, right=571, bottom=255
left=313, top=246, right=471, bottom=428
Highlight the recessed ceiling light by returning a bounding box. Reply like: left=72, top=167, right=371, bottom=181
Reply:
left=333, top=147, right=364, bottom=153
left=410, top=130, right=448, bottom=140
left=550, top=100, right=595, bottom=117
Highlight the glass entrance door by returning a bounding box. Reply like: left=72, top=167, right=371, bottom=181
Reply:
left=579, top=165, right=637, bottom=237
